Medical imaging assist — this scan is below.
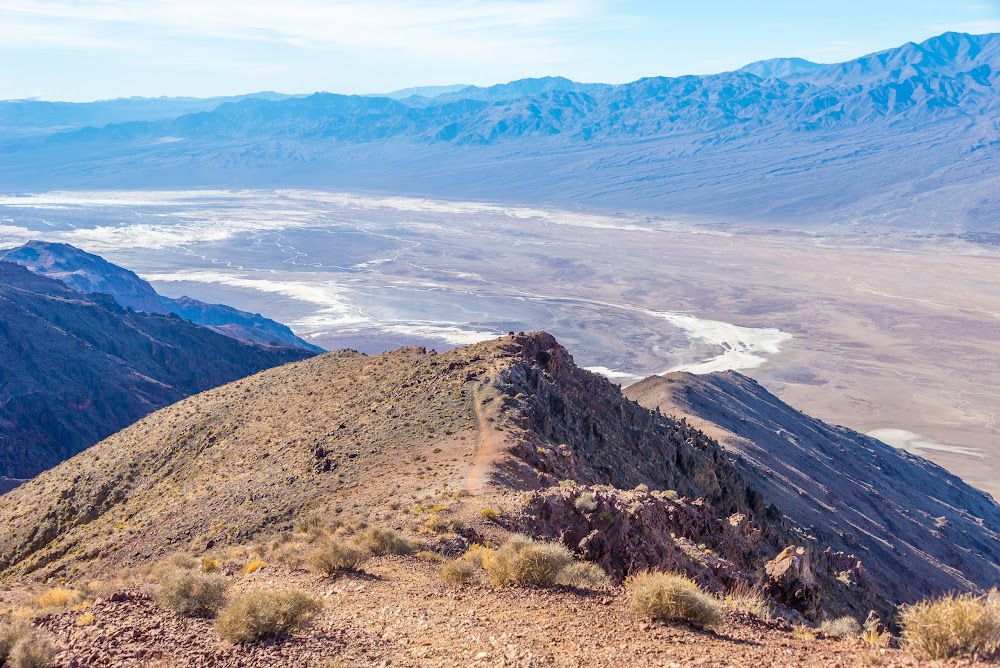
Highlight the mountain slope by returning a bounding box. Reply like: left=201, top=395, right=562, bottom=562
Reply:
left=0, top=333, right=766, bottom=576
left=0, top=241, right=321, bottom=352
left=624, top=371, right=1000, bottom=602
left=0, top=331, right=995, bottom=622
left=0, top=261, right=313, bottom=479
left=1, top=32, right=994, bottom=231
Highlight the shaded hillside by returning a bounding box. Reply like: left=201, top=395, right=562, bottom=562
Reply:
left=0, top=261, right=313, bottom=478
left=625, top=371, right=1000, bottom=603
left=0, top=241, right=321, bottom=352
left=160, top=295, right=323, bottom=353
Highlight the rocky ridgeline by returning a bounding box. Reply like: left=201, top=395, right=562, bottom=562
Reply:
left=0, top=331, right=989, bottom=628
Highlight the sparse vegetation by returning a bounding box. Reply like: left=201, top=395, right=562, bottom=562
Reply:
left=306, top=539, right=368, bottom=575
left=200, top=558, right=221, bottom=573
left=156, top=567, right=228, bottom=617
left=555, top=561, right=612, bottom=589
left=820, top=616, right=862, bottom=638
left=483, top=536, right=574, bottom=587
left=574, top=492, right=598, bottom=513
left=723, top=582, right=771, bottom=619
left=899, top=591, right=1000, bottom=660
left=353, top=527, right=415, bottom=556
left=626, top=572, right=723, bottom=629
left=216, top=589, right=322, bottom=644
left=462, top=544, right=494, bottom=568
left=243, top=558, right=268, bottom=574
left=441, top=558, right=479, bottom=586
left=792, top=625, right=817, bottom=641
left=480, top=507, right=499, bottom=520
left=0, top=622, right=56, bottom=668
left=35, top=586, right=79, bottom=609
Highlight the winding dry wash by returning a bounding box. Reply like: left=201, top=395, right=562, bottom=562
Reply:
left=0, top=188, right=997, bottom=498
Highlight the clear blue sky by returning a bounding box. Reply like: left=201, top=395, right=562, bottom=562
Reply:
left=2, top=0, right=998, bottom=101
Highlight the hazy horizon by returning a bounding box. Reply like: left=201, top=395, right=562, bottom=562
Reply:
left=1, top=0, right=997, bottom=102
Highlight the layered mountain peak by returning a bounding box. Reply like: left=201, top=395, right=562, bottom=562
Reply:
left=0, top=241, right=321, bottom=352
left=0, top=240, right=167, bottom=313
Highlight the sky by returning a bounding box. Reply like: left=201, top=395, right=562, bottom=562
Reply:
left=1, top=0, right=998, bottom=101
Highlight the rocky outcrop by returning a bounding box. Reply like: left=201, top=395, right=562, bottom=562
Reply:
left=765, top=546, right=821, bottom=618
left=518, top=483, right=771, bottom=589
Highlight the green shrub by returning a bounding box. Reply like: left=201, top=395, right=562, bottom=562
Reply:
left=483, top=536, right=574, bottom=587
left=353, top=527, right=415, bottom=556
left=441, top=558, right=479, bottom=586
left=626, top=572, right=723, bottom=629
left=0, top=623, right=56, bottom=668
left=820, top=616, right=861, bottom=638
left=156, top=568, right=228, bottom=617
left=216, top=589, right=322, bottom=644
left=555, top=561, right=612, bottom=589
left=900, top=591, right=1000, bottom=660
left=306, top=539, right=368, bottom=575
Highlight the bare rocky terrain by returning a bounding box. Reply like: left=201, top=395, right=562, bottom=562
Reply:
left=1, top=333, right=997, bottom=665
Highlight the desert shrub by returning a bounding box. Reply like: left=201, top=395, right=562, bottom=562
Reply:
left=353, top=527, right=414, bottom=556
left=556, top=561, right=612, bottom=589
left=150, top=552, right=198, bottom=577
left=156, top=568, right=228, bottom=617
left=201, top=558, right=221, bottom=573
left=75, top=611, right=95, bottom=626
left=626, top=572, right=723, bottom=629
left=216, top=589, right=321, bottom=644
left=414, top=550, right=445, bottom=562
left=792, top=625, right=817, bottom=641
left=480, top=508, right=499, bottom=520
left=0, top=623, right=56, bottom=668
left=306, top=539, right=368, bottom=576
left=900, top=591, right=1000, bottom=660
left=272, top=544, right=305, bottom=570
left=821, top=616, right=862, bottom=638
left=483, top=536, right=574, bottom=587
left=462, top=544, right=493, bottom=568
left=243, top=559, right=268, bottom=574
left=35, top=587, right=78, bottom=609
left=441, top=558, right=479, bottom=586
left=723, top=582, right=771, bottom=619
left=574, top=493, right=598, bottom=513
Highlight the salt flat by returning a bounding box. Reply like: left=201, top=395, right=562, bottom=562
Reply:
left=0, top=189, right=996, bottom=497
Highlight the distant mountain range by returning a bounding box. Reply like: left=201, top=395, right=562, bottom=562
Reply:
left=0, top=32, right=997, bottom=231
left=0, top=259, right=314, bottom=480
left=0, top=241, right=322, bottom=352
